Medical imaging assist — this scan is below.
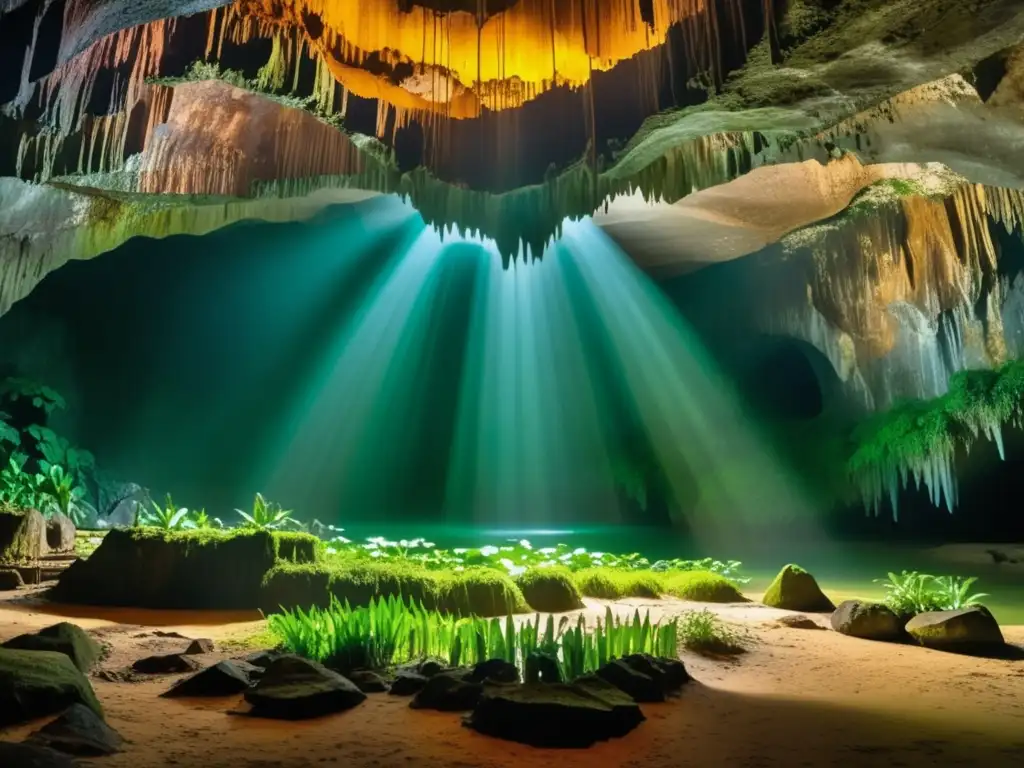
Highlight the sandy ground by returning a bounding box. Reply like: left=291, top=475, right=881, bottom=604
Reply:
left=0, top=590, right=1022, bottom=768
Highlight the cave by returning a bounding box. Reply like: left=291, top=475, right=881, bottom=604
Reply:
left=0, top=1, right=1023, bottom=766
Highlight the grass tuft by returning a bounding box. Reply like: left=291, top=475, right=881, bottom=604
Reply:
left=676, top=609, right=748, bottom=657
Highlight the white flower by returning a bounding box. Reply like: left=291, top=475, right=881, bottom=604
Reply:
left=370, top=550, right=383, bottom=558
left=538, top=547, right=557, bottom=555
left=519, top=539, right=533, bottom=549
left=480, top=545, right=499, bottom=556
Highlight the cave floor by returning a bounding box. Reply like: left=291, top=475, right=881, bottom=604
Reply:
left=0, top=591, right=1021, bottom=768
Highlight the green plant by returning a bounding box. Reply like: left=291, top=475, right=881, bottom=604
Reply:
left=37, top=463, right=94, bottom=525
left=676, top=609, right=746, bottom=656
left=237, top=492, right=296, bottom=531
left=930, top=575, right=989, bottom=611
left=0, top=378, right=66, bottom=415
left=875, top=571, right=988, bottom=614
left=188, top=508, right=221, bottom=529
left=0, top=454, right=45, bottom=510
left=140, top=494, right=192, bottom=531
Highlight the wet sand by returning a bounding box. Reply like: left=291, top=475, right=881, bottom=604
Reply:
left=0, top=590, right=1022, bottom=768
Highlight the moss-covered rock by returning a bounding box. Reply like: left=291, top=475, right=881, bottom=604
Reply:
left=905, top=607, right=1005, bottom=653
left=830, top=600, right=904, bottom=642
left=762, top=564, right=835, bottom=612
left=0, top=567, right=24, bottom=590
left=0, top=648, right=102, bottom=726
left=0, top=509, right=48, bottom=563
left=50, top=527, right=320, bottom=609
left=662, top=571, right=748, bottom=603
left=2, top=622, right=103, bottom=672
left=514, top=567, right=584, bottom=612
left=573, top=569, right=663, bottom=600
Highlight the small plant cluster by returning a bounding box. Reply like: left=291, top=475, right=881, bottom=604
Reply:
left=266, top=595, right=678, bottom=679
left=676, top=609, right=747, bottom=656
left=323, top=535, right=746, bottom=583
left=875, top=571, right=988, bottom=615
left=137, top=492, right=298, bottom=532
left=0, top=378, right=97, bottom=524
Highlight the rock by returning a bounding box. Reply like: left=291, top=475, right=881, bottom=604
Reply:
left=242, top=649, right=284, bottom=668
left=0, top=742, right=79, bottom=767
left=0, top=567, right=24, bottom=590
left=524, top=650, right=562, bottom=683
left=465, top=681, right=645, bottom=747
left=777, top=614, right=824, bottom=630
left=762, top=564, right=835, bottom=612
left=906, top=607, right=1006, bottom=654
left=0, top=509, right=48, bottom=563
left=396, top=658, right=445, bottom=678
left=2, top=622, right=103, bottom=672
left=0, top=648, right=103, bottom=726
left=830, top=600, right=904, bottom=641
left=26, top=702, right=124, bottom=756
left=348, top=669, right=389, bottom=693
left=161, top=660, right=257, bottom=698
left=153, top=630, right=190, bottom=639
left=467, top=658, right=518, bottom=684
left=593, top=654, right=689, bottom=702
left=388, top=670, right=428, bottom=696
left=244, top=655, right=366, bottom=719
left=131, top=653, right=201, bottom=674
left=45, top=514, right=76, bottom=554
left=184, top=638, right=214, bottom=654
left=410, top=671, right=483, bottom=711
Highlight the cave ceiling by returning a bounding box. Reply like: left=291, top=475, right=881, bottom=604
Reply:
left=1, top=0, right=1024, bottom=301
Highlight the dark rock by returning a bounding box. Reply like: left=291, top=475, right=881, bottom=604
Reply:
left=26, top=702, right=123, bottom=756
left=830, top=600, right=904, bottom=641
left=131, top=653, right=201, bottom=674
left=348, top=669, right=390, bottom=693
left=243, top=649, right=284, bottom=668
left=161, top=660, right=257, bottom=698
left=410, top=671, right=483, bottom=711
left=388, top=670, right=429, bottom=696
left=45, top=515, right=76, bottom=554
left=396, top=658, right=445, bottom=678
left=524, top=650, right=562, bottom=683
left=0, top=567, right=24, bottom=590
left=777, top=614, right=825, bottom=630
left=465, top=681, right=645, bottom=747
left=593, top=654, right=689, bottom=702
left=0, top=509, right=48, bottom=563
left=153, top=631, right=190, bottom=639
left=906, top=607, right=1005, bottom=654
left=244, top=655, right=366, bottom=719
left=762, top=564, right=835, bottom=612
left=184, top=638, right=214, bottom=654
left=0, top=742, right=79, bottom=767
left=467, top=658, right=519, bottom=684
left=0, top=648, right=103, bottom=726
left=2, top=622, right=103, bottom=672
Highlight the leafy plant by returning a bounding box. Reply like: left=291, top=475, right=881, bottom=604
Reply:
left=37, top=463, right=94, bottom=525
left=188, top=508, right=221, bottom=529
left=0, top=378, right=66, bottom=416
left=676, top=609, right=746, bottom=656
left=0, top=454, right=45, bottom=510
left=140, top=494, right=192, bottom=530
left=236, top=492, right=296, bottom=531
left=875, top=571, right=988, bottom=614
left=0, top=413, right=19, bottom=451
left=930, top=575, right=988, bottom=610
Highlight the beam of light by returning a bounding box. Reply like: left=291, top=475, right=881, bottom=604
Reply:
left=444, top=239, right=619, bottom=525
left=558, top=217, right=817, bottom=554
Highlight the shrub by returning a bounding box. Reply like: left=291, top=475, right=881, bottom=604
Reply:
left=875, top=571, right=987, bottom=616
left=515, top=567, right=585, bottom=612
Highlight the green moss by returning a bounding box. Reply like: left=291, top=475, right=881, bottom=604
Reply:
left=514, top=567, right=585, bottom=613
left=0, top=509, right=45, bottom=564
left=573, top=569, right=663, bottom=600
left=0, top=648, right=102, bottom=726
left=662, top=571, right=748, bottom=603
left=762, top=564, right=835, bottom=611
left=261, top=559, right=529, bottom=617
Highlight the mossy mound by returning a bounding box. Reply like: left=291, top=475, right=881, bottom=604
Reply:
left=2, top=622, right=102, bottom=672
left=50, top=527, right=320, bottom=609
left=514, top=568, right=585, bottom=613
left=261, top=559, right=529, bottom=617
left=0, top=648, right=102, bottom=726
left=762, top=564, right=835, bottom=612
left=0, top=509, right=48, bottom=564
left=573, top=569, right=664, bottom=600
left=662, top=571, right=748, bottom=603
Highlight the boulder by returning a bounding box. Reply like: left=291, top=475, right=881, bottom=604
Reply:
left=465, top=681, right=645, bottom=747
left=243, top=649, right=285, bottom=668
left=183, top=638, right=214, bottom=655
left=161, top=660, right=257, bottom=698
left=830, top=600, right=904, bottom=642
left=0, top=742, right=79, bottom=767
left=410, top=671, right=483, bottom=711
left=26, top=703, right=124, bottom=756
left=466, top=658, right=518, bottom=684
left=0, top=648, right=102, bottom=726
left=131, top=653, right=201, bottom=674
left=524, top=650, right=562, bottom=683
left=0, top=567, right=24, bottom=590
left=348, top=670, right=390, bottom=693
left=2, top=623, right=103, bottom=672
left=762, top=564, right=835, bottom=612
left=45, top=515, right=76, bottom=554
left=244, top=655, right=366, bottom=719
left=594, top=654, right=689, bottom=702
left=0, top=509, right=48, bottom=563
left=388, top=670, right=428, bottom=696
left=906, top=607, right=1005, bottom=654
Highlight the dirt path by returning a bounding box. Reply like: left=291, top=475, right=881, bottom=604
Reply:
left=0, top=591, right=1022, bottom=767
